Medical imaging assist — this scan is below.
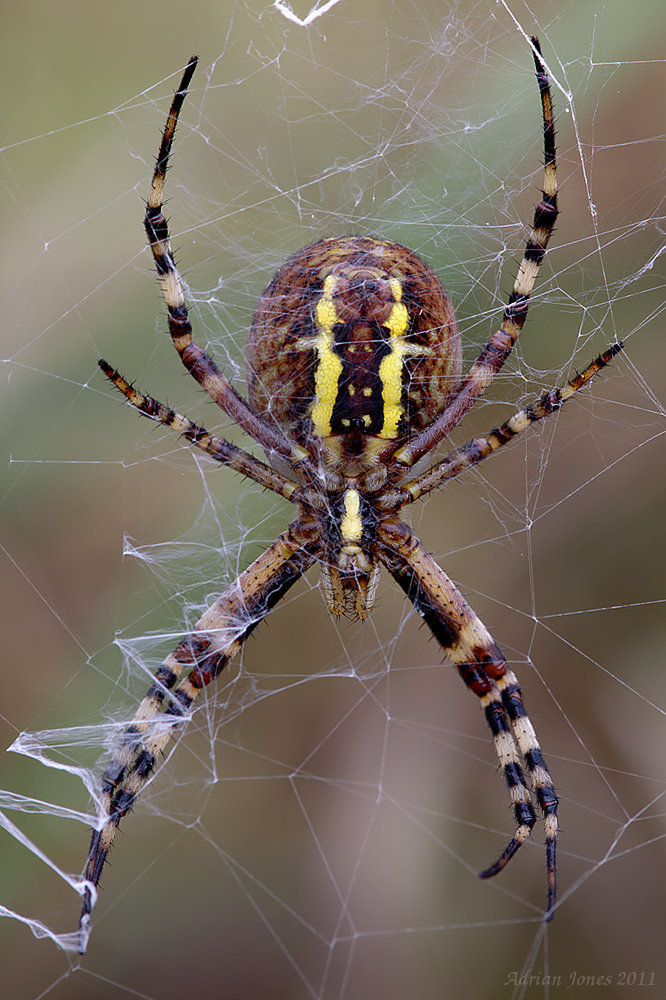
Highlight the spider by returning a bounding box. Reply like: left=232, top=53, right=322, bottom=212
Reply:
left=79, top=40, right=622, bottom=947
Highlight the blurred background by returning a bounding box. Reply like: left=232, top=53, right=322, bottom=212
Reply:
left=1, top=1, right=664, bottom=997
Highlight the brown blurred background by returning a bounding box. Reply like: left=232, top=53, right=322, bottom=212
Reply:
left=1, top=1, right=664, bottom=998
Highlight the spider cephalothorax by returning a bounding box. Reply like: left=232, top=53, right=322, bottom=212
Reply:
left=79, top=41, right=622, bottom=949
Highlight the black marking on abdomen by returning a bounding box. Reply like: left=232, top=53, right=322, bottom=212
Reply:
left=329, top=322, right=392, bottom=435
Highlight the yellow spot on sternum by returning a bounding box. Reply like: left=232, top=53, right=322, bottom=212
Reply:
left=340, top=488, right=363, bottom=544
left=378, top=278, right=410, bottom=438
left=311, top=275, right=343, bottom=437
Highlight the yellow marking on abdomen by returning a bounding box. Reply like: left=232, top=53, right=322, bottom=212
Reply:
left=340, top=488, right=363, bottom=545
left=311, top=274, right=343, bottom=437
left=378, top=278, right=410, bottom=439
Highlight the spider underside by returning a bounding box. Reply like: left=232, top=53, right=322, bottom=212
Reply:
left=79, top=41, right=622, bottom=948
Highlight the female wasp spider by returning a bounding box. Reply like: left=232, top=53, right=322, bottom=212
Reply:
left=80, top=39, right=621, bottom=945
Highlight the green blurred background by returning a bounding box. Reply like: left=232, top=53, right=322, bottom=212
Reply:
left=1, top=1, right=664, bottom=997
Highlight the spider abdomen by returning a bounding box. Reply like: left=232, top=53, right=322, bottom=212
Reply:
left=247, top=236, right=461, bottom=469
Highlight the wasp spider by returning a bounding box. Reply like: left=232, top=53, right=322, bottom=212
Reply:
left=79, top=40, right=622, bottom=947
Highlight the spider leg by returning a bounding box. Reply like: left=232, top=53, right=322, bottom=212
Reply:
left=78, top=521, right=318, bottom=951
left=485, top=667, right=557, bottom=915
left=390, top=343, right=623, bottom=505
left=99, top=360, right=301, bottom=501
left=144, top=57, right=307, bottom=467
left=377, top=517, right=558, bottom=920
left=393, top=37, right=558, bottom=470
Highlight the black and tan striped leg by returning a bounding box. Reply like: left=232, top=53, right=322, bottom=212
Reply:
left=144, top=57, right=306, bottom=467
left=78, top=522, right=318, bottom=951
left=377, top=518, right=558, bottom=919
left=398, top=343, right=623, bottom=504
left=488, top=668, right=557, bottom=914
left=99, top=360, right=300, bottom=501
left=394, top=37, right=558, bottom=469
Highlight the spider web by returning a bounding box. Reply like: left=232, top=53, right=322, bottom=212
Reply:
left=1, top=1, right=664, bottom=997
